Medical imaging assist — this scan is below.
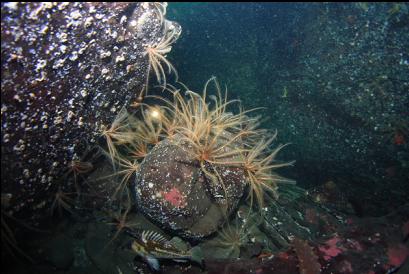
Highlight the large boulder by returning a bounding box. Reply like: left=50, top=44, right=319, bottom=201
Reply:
left=134, top=137, right=248, bottom=239
left=1, top=2, right=180, bottom=222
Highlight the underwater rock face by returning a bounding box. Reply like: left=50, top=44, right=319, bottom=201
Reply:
left=135, top=137, right=247, bottom=239
left=1, top=2, right=180, bottom=221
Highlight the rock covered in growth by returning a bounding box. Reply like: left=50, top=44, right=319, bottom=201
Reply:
left=129, top=78, right=292, bottom=240
left=135, top=137, right=248, bottom=239
left=0, top=2, right=180, bottom=221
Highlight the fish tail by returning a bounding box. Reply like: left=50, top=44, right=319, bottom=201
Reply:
left=146, top=255, right=160, bottom=271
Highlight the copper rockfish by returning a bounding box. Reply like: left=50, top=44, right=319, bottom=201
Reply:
left=128, top=229, right=204, bottom=271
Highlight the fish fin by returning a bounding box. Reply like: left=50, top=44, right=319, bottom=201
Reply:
left=146, top=255, right=160, bottom=271
left=142, top=230, right=168, bottom=245
left=189, top=246, right=204, bottom=267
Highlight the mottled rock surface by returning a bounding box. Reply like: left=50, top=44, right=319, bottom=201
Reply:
left=134, top=137, right=247, bottom=239
left=1, top=2, right=180, bottom=222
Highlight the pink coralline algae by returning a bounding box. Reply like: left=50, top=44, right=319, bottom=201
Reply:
left=163, top=187, right=186, bottom=208
left=319, top=236, right=344, bottom=261
left=387, top=244, right=409, bottom=267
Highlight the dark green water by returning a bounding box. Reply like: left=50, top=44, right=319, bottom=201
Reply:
left=167, top=3, right=409, bottom=206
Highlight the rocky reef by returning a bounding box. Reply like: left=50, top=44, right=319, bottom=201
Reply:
left=1, top=3, right=408, bottom=274
left=1, top=2, right=180, bottom=223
